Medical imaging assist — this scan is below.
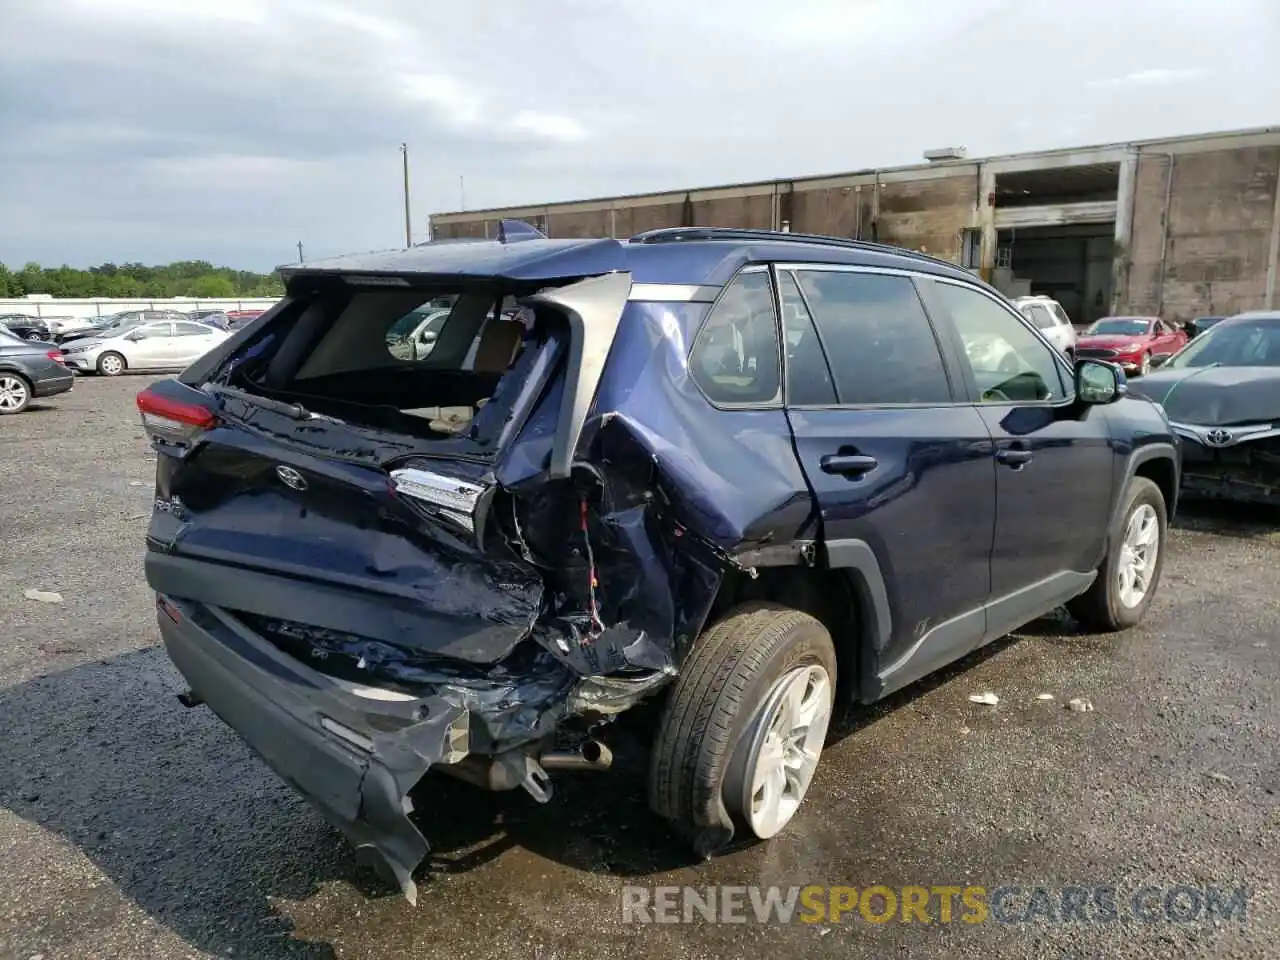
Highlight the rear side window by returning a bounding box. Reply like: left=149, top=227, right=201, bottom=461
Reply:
left=793, top=270, right=951, bottom=405
left=1025, top=304, right=1056, bottom=330
left=689, top=270, right=782, bottom=405
left=777, top=271, right=837, bottom=405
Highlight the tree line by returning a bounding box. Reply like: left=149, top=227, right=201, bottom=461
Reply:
left=0, top=261, right=284, bottom=300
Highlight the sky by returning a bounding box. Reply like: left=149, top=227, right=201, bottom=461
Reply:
left=1, top=0, right=1278, bottom=272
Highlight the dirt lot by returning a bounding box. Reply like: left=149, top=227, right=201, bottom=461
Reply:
left=2, top=374, right=1279, bottom=960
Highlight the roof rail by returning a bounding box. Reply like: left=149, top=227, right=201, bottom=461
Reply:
left=627, top=226, right=965, bottom=272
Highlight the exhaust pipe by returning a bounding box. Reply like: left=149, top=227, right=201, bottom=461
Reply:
left=437, top=740, right=613, bottom=797
left=539, top=739, right=613, bottom=771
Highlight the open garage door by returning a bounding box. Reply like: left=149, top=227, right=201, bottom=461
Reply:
left=997, top=224, right=1115, bottom=328
left=991, top=163, right=1119, bottom=326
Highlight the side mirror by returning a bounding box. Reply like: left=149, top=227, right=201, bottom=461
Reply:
left=420, top=330, right=438, bottom=344
left=1076, top=359, right=1126, bottom=405
left=124, top=332, right=143, bottom=341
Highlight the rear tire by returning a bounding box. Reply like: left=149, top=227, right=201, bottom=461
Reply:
left=0, top=372, right=32, bottom=414
left=1068, top=477, right=1167, bottom=631
left=648, top=602, right=837, bottom=856
left=97, top=351, right=126, bottom=377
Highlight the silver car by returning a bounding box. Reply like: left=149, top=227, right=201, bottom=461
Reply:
left=1012, top=296, right=1078, bottom=358
left=60, top=319, right=230, bottom=376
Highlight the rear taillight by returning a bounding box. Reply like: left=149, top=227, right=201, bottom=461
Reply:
left=47, top=350, right=65, bottom=364
left=137, top=386, right=216, bottom=444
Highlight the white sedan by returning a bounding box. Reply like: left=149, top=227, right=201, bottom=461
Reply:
left=60, top=319, right=230, bottom=376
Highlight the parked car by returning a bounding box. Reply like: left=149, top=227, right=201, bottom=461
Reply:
left=1129, top=310, right=1280, bottom=505
left=61, top=319, right=230, bottom=376
left=53, top=314, right=121, bottom=343
left=57, top=314, right=146, bottom=344
left=386, top=307, right=453, bottom=360
left=138, top=223, right=1177, bottom=902
left=0, top=326, right=74, bottom=414
left=188, top=309, right=231, bottom=329
left=1186, top=316, right=1227, bottom=339
left=1074, top=315, right=1187, bottom=376
left=1011, top=295, right=1078, bottom=357
left=0, top=314, right=53, bottom=342
left=225, top=309, right=265, bottom=330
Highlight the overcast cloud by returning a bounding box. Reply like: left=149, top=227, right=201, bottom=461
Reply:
left=1, top=0, right=1277, bottom=270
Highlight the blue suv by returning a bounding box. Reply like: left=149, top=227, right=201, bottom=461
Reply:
left=138, top=223, right=1179, bottom=901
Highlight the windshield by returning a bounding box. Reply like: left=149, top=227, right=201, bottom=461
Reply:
left=1087, top=318, right=1150, bottom=337
left=1167, top=320, right=1280, bottom=369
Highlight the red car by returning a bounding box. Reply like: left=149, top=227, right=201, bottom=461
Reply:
left=1074, top=315, right=1187, bottom=377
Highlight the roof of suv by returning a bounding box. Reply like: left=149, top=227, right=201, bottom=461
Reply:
left=279, top=224, right=982, bottom=289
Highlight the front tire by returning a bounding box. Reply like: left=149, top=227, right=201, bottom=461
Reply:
left=1068, top=477, right=1167, bottom=631
left=648, top=602, right=837, bottom=856
left=97, top=351, right=126, bottom=377
left=0, top=373, right=32, bottom=414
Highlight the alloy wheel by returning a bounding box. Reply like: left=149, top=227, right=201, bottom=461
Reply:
left=734, top=664, right=834, bottom=838
left=1117, top=503, right=1159, bottom=607
left=0, top=375, right=30, bottom=412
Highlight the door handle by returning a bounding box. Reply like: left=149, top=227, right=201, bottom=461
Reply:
left=995, top=448, right=1034, bottom=468
left=820, top=454, right=879, bottom=476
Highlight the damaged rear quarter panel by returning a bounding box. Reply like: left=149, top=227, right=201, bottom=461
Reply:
left=516, top=298, right=817, bottom=678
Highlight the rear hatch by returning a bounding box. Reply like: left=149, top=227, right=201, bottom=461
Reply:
left=141, top=263, right=630, bottom=669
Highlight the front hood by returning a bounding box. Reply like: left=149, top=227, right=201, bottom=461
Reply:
left=1128, top=366, right=1280, bottom=426
left=1078, top=335, right=1145, bottom=349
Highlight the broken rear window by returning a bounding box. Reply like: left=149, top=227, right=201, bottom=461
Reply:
left=219, top=285, right=562, bottom=446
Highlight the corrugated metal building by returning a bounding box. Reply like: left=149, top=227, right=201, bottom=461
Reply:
left=429, top=125, right=1280, bottom=325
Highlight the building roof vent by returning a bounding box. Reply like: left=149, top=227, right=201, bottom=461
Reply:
left=923, top=146, right=967, bottom=162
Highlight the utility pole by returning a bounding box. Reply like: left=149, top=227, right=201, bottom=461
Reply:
left=459, top=175, right=466, bottom=211
left=401, top=143, right=412, bottom=247
left=296, top=240, right=304, bottom=263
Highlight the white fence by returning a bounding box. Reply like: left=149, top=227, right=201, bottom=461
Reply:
left=0, top=297, right=281, bottom=321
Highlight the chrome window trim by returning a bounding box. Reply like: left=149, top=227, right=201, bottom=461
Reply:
left=627, top=283, right=721, bottom=303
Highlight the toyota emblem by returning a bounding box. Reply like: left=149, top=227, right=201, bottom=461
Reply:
left=1203, top=429, right=1233, bottom=447
left=275, top=465, right=308, bottom=490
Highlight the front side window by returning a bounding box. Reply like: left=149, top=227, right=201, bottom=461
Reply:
left=689, top=270, right=781, bottom=405
left=935, top=282, right=1067, bottom=403
left=793, top=270, right=951, bottom=405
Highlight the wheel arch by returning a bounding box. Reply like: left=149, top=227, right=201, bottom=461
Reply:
left=1117, top=443, right=1179, bottom=532
left=707, top=538, right=891, bottom=705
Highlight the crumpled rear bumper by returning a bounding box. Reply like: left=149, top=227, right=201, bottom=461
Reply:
left=157, top=596, right=468, bottom=904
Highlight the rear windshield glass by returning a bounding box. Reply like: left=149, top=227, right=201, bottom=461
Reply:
left=224, top=286, right=556, bottom=444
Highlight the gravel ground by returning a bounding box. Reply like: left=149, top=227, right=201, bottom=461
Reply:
left=1, top=374, right=1278, bottom=960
